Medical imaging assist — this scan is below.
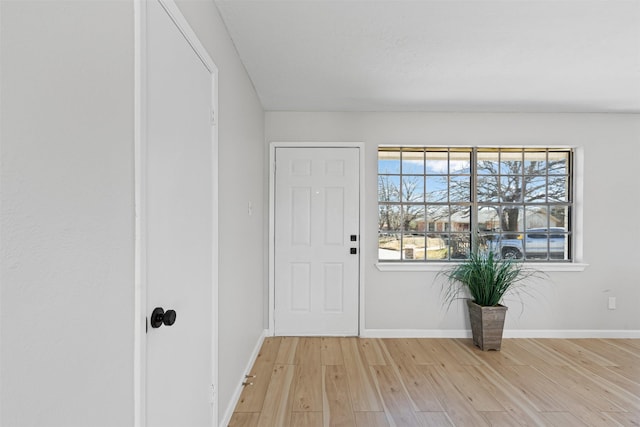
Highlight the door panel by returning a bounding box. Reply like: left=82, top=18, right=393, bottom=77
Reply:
left=274, top=147, right=359, bottom=336
left=145, top=1, right=214, bottom=426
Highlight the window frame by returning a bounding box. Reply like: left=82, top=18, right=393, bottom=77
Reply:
left=376, top=145, right=588, bottom=272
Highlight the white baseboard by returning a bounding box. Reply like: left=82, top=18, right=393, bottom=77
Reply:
left=219, top=329, right=268, bottom=427
left=361, top=329, right=472, bottom=338
left=361, top=329, right=640, bottom=339
left=503, top=330, right=640, bottom=339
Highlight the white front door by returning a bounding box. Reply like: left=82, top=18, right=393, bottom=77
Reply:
left=274, top=147, right=360, bottom=336
left=143, top=1, right=217, bottom=426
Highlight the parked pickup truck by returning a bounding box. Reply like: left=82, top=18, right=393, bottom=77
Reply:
left=491, top=227, right=567, bottom=259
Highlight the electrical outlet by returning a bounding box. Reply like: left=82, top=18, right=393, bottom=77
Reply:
left=608, top=297, right=616, bottom=310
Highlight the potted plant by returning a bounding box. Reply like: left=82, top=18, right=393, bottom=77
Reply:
left=438, top=250, right=538, bottom=351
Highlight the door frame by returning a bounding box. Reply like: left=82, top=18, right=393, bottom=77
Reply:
left=134, top=1, right=219, bottom=426
left=268, top=142, right=365, bottom=336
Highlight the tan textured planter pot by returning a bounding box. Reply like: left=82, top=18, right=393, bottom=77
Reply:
left=467, top=299, right=508, bottom=351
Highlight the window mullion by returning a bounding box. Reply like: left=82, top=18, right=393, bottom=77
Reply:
left=399, top=152, right=404, bottom=260
left=471, top=148, right=479, bottom=252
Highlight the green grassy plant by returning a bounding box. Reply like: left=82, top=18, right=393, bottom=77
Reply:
left=439, top=251, right=539, bottom=308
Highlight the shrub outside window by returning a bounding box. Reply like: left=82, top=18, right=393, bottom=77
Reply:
left=378, top=147, right=573, bottom=262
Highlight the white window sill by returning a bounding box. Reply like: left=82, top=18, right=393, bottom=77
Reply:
left=375, top=262, right=589, bottom=273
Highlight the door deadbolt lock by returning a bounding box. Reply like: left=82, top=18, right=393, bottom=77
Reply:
left=350, top=248, right=357, bottom=255
left=150, top=307, right=177, bottom=328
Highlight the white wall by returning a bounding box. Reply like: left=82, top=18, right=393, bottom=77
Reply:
left=1, top=2, right=135, bottom=426
left=266, top=112, right=640, bottom=335
left=174, top=1, right=266, bottom=423
left=1, top=1, right=266, bottom=425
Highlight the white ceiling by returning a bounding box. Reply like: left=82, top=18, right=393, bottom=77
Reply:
left=215, top=0, right=640, bottom=113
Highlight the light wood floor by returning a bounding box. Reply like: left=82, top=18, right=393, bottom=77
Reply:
left=229, top=337, right=640, bottom=426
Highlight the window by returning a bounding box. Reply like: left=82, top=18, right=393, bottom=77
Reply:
left=378, top=147, right=573, bottom=262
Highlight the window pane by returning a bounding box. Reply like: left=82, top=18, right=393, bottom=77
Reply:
left=548, top=175, right=569, bottom=202
left=402, top=206, right=425, bottom=260
left=426, top=235, right=448, bottom=260
left=498, top=233, right=524, bottom=259
left=402, top=205, right=425, bottom=233
left=477, top=152, right=499, bottom=174
left=378, top=175, right=400, bottom=202
left=378, top=202, right=401, bottom=260
left=402, top=234, right=425, bottom=261
left=501, top=206, right=524, bottom=232
left=426, top=205, right=449, bottom=232
left=450, top=152, right=471, bottom=174
left=479, top=233, right=500, bottom=253
left=524, top=151, right=547, bottom=175
left=500, top=176, right=523, bottom=202
left=449, top=234, right=471, bottom=259
left=550, top=206, right=570, bottom=230
left=378, top=232, right=401, bottom=260
left=522, top=232, right=567, bottom=261
left=401, top=151, right=424, bottom=174
left=500, top=151, right=523, bottom=175
left=548, top=151, right=569, bottom=174
left=450, top=207, right=471, bottom=232
left=525, top=176, right=547, bottom=203
left=477, top=206, right=501, bottom=232
left=426, top=176, right=448, bottom=202
left=477, top=175, right=499, bottom=202
left=378, top=204, right=401, bottom=233
left=378, top=151, right=400, bottom=174
left=450, top=176, right=471, bottom=202
left=525, top=207, right=549, bottom=229
left=549, top=234, right=570, bottom=260
left=402, top=176, right=424, bottom=202
left=426, top=151, right=448, bottom=174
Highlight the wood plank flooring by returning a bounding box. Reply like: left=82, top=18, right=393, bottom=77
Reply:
left=229, top=338, right=640, bottom=426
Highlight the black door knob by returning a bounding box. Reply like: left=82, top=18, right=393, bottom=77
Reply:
left=150, top=307, right=177, bottom=328
left=163, top=309, right=176, bottom=326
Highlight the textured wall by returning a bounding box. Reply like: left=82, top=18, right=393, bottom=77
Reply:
left=1, top=1, right=135, bottom=426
